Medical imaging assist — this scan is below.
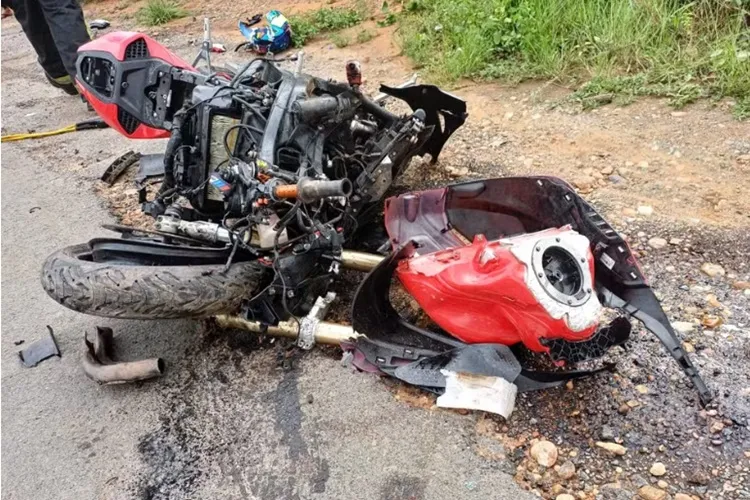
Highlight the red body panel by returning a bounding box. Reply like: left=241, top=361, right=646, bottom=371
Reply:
left=396, top=232, right=598, bottom=352
left=77, top=31, right=193, bottom=67
left=75, top=32, right=194, bottom=139
left=76, top=92, right=172, bottom=139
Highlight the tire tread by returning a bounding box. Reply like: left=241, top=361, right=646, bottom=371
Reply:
left=41, top=243, right=262, bottom=319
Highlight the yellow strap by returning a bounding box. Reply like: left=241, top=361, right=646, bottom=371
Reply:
left=1, top=125, right=77, bottom=142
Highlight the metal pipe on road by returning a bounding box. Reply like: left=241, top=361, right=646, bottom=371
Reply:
left=82, top=326, right=165, bottom=384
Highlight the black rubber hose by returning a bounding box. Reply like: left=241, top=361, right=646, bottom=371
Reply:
left=359, top=95, right=399, bottom=126
left=293, top=95, right=346, bottom=123
left=297, top=178, right=352, bottom=203
left=160, top=112, right=186, bottom=190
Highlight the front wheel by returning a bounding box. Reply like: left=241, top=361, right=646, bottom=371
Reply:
left=41, top=242, right=264, bottom=319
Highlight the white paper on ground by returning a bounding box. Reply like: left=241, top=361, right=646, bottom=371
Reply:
left=436, top=369, right=517, bottom=418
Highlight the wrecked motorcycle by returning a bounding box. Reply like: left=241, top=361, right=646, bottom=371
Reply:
left=41, top=32, right=711, bottom=408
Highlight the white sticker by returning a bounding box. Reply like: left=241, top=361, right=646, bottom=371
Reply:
left=600, top=252, right=616, bottom=270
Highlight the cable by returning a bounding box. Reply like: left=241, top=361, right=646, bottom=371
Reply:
left=1, top=118, right=108, bottom=142
left=182, top=87, right=235, bottom=114
left=273, top=214, right=301, bottom=330
left=232, top=96, right=268, bottom=124
left=223, top=123, right=265, bottom=157
left=229, top=57, right=265, bottom=87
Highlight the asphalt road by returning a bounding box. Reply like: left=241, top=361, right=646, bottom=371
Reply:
left=0, top=19, right=531, bottom=500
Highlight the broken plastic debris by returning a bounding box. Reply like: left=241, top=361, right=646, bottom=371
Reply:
left=436, top=369, right=517, bottom=418
left=18, top=326, right=61, bottom=367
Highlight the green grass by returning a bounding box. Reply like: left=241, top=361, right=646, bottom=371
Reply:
left=330, top=32, right=351, bottom=47
left=400, top=0, right=750, bottom=116
left=378, top=0, right=399, bottom=26
left=356, top=29, right=376, bottom=43
left=734, top=95, right=750, bottom=119
left=290, top=7, right=364, bottom=47
left=137, top=0, right=187, bottom=26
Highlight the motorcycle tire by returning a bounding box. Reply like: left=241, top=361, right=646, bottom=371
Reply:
left=41, top=243, right=263, bottom=319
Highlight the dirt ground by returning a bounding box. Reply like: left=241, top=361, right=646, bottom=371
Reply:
left=3, top=1, right=750, bottom=498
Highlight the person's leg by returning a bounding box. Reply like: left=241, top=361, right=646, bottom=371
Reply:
left=36, top=0, right=90, bottom=79
left=10, top=0, right=70, bottom=83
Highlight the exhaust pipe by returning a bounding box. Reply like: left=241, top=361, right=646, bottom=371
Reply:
left=82, top=327, right=164, bottom=384
left=340, top=250, right=384, bottom=272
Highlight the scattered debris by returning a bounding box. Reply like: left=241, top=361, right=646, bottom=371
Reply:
left=236, top=10, right=291, bottom=54
left=82, top=326, right=164, bottom=384
left=134, top=153, right=165, bottom=188
left=88, top=19, right=110, bottom=30
left=436, top=370, right=517, bottom=418
left=28, top=206, right=41, bottom=213
left=101, top=150, right=140, bottom=185
left=18, top=326, right=60, bottom=367
left=13, top=339, right=24, bottom=346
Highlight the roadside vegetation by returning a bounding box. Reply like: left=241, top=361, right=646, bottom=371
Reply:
left=399, top=0, right=750, bottom=116
left=330, top=32, right=351, bottom=47
left=356, top=29, right=377, bottom=43
left=290, top=7, right=364, bottom=47
left=137, top=0, right=187, bottom=26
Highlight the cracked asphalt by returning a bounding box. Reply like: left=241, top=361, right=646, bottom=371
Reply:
left=0, top=18, right=531, bottom=500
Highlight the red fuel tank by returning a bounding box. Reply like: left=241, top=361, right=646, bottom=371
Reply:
left=396, top=228, right=601, bottom=352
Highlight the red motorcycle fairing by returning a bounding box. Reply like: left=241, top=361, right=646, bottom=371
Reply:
left=77, top=31, right=191, bottom=66
left=396, top=228, right=600, bottom=351
left=75, top=32, right=196, bottom=139
left=366, top=176, right=710, bottom=404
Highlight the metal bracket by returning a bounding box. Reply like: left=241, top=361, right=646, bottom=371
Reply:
left=297, top=292, right=336, bottom=350
left=600, top=287, right=712, bottom=405
left=192, top=18, right=212, bottom=71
